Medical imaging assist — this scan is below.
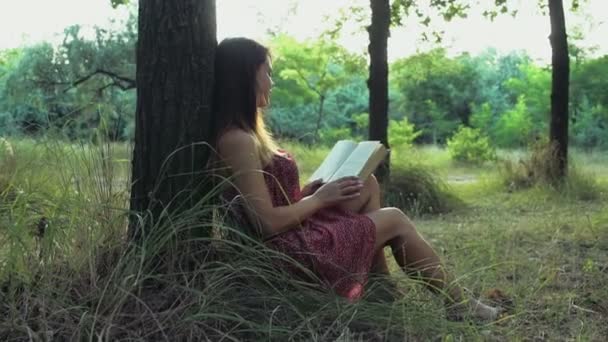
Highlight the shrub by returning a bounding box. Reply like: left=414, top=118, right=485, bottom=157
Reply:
left=446, top=125, right=496, bottom=164
left=499, top=139, right=601, bottom=200
left=500, top=139, right=558, bottom=189
left=385, top=164, right=462, bottom=217
left=388, top=116, right=421, bottom=149
left=469, top=102, right=494, bottom=135
left=350, top=112, right=369, bottom=139
left=571, top=101, right=608, bottom=149
left=494, top=95, right=534, bottom=147
left=319, top=126, right=352, bottom=146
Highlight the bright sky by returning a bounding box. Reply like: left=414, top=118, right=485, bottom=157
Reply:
left=0, top=0, right=606, bottom=64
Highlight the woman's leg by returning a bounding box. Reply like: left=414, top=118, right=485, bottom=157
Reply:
left=365, top=208, right=459, bottom=298
left=337, top=175, right=389, bottom=275
left=365, top=207, right=500, bottom=320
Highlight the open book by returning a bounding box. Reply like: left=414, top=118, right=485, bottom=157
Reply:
left=308, top=140, right=388, bottom=183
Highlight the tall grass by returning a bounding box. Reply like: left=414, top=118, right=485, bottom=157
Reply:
left=1, top=138, right=607, bottom=340
left=0, top=138, right=472, bottom=341
left=498, top=141, right=602, bottom=201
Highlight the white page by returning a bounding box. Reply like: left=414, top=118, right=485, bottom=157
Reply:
left=308, top=140, right=357, bottom=182
left=328, top=141, right=378, bottom=182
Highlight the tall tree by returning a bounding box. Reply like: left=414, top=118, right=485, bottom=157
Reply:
left=128, top=0, right=217, bottom=241
left=271, top=35, right=364, bottom=142
left=365, top=0, right=468, bottom=183
left=548, top=0, right=570, bottom=179
left=367, top=0, right=391, bottom=184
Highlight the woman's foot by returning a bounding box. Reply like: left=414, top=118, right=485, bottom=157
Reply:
left=446, top=298, right=502, bottom=322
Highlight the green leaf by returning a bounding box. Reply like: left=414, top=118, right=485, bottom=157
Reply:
left=110, top=0, right=129, bottom=9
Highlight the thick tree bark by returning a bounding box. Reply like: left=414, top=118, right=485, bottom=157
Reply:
left=129, top=0, right=216, bottom=241
left=367, top=0, right=391, bottom=184
left=548, top=0, right=569, bottom=179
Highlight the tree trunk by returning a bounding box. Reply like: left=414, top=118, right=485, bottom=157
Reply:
left=367, top=0, right=391, bottom=185
left=129, top=0, right=217, bottom=242
left=548, top=0, right=569, bottom=180
left=313, top=95, right=325, bottom=143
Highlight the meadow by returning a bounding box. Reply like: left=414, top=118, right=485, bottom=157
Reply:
left=0, top=137, right=607, bottom=341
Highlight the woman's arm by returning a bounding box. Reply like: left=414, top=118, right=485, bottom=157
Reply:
left=218, top=130, right=362, bottom=237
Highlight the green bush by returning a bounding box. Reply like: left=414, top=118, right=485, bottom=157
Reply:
left=388, top=116, right=421, bottom=149
left=469, top=102, right=494, bottom=135
left=319, top=126, right=352, bottom=146
left=385, top=164, right=462, bottom=217
left=494, top=95, right=535, bottom=147
left=446, top=125, right=496, bottom=164
left=571, top=101, right=608, bottom=149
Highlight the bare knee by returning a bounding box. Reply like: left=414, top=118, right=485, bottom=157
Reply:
left=366, top=174, right=380, bottom=195
left=387, top=207, right=416, bottom=236
left=367, top=206, right=417, bottom=249
left=379, top=207, right=414, bottom=234
left=360, top=174, right=381, bottom=212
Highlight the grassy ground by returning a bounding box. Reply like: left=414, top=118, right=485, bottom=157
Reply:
left=1, top=138, right=607, bottom=340
left=286, top=141, right=608, bottom=340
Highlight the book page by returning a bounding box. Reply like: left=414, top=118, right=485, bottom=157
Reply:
left=359, top=145, right=388, bottom=181
left=308, top=140, right=357, bottom=182
left=328, top=141, right=380, bottom=182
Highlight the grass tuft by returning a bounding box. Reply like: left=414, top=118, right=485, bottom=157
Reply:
left=499, top=141, right=603, bottom=201
left=385, top=164, right=464, bottom=217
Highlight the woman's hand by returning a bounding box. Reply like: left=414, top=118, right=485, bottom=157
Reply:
left=301, top=179, right=323, bottom=197
left=312, top=176, right=363, bottom=208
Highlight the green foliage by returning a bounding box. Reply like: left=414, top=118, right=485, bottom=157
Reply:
left=447, top=125, right=496, bottom=164
left=469, top=102, right=494, bottom=134
left=571, top=99, right=608, bottom=149
left=319, top=127, right=352, bottom=146
left=351, top=112, right=369, bottom=139
left=0, top=11, right=136, bottom=140
left=1, top=14, right=608, bottom=153
left=390, top=0, right=469, bottom=35
left=504, top=62, right=550, bottom=130
left=270, top=35, right=365, bottom=106
left=388, top=116, right=422, bottom=149
left=494, top=96, right=534, bottom=147
left=473, top=49, right=530, bottom=108
left=390, top=49, right=476, bottom=143
left=268, top=104, right=317, bottom=141
left=268, top=34, right=367, bottom=142
left=572, top=55, right=608, bottom=109
left=110, top=0, right=129, bottom=8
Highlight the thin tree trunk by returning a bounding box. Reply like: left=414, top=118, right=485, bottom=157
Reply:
left=367, top=0, right=391, bottom=185
left=129, top=0, right=216, bottom=242
left=548, top=0, right=569, bottom=180
left=314, top=95, right=325, bottom=142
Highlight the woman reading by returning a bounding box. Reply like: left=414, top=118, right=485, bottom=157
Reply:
left=211, top=37, right=501, bottom=322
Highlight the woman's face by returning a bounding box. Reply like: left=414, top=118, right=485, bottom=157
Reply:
left=255, top=56, right=273, bottom=108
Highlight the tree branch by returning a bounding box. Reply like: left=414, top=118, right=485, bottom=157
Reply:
left=63, top=68, right=136, bottom=93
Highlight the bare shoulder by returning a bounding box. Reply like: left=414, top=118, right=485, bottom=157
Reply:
left=217, top=129, right=262, bottom=172
left=217, top=128, right=255, bottom=156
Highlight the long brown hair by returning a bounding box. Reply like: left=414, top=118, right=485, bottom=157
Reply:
left=211, top=37, right=278, bottom=166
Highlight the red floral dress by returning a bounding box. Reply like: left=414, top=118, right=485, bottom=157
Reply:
left=252, top=150, right=377, bottom=301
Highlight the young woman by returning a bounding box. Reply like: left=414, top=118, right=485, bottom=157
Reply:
left=211, top=37, right=500, bottom=321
